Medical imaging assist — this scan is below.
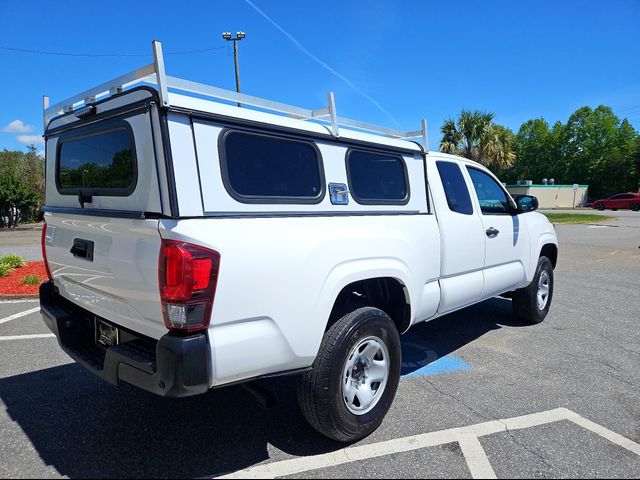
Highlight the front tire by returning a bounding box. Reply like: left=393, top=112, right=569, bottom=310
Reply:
left=297, top=307, right=401, bottom=442
left=596, top=203, right=605, bottom=211
left=512, top=256, right=554, bottom=324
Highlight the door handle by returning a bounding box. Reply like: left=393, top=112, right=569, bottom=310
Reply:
left=70, top=238, right=94, bottom=261
left=486, top=227, right=500, bottom=238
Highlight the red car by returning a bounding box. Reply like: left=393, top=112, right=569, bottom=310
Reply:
left=589, top=192, right=640, bottom=211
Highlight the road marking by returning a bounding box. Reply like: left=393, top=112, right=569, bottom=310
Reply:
left=215, top=408, right=640, bottom=479
left=0, top=299, right=39, bottom=304
left=0, top=333, right=55, bottom=341
left=0, top=307, right=40, bottom=325
left=566, top=412, right=640, bottom=457
left=457, top=433, right=496, bottom=479
left=402, top=354, right=472, bottom=378
left=400, top=332, right=473, bottom=378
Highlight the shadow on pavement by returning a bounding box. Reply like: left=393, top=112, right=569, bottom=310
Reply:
left=0, top=297, right=524, bottom=478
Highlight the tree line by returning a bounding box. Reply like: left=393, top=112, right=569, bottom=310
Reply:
left=0, top=146, right=44, bottom=228
left=440, top=105, right=640, bottom=200
left=1, top=104, right=638, bottom=227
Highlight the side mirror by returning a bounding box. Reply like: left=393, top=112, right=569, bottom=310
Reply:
left=515, top=195, right=539, bottom=213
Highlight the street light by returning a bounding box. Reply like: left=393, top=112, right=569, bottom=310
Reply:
left=222, top=31, right=246, bottom=107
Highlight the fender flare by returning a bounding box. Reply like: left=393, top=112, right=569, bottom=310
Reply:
left=309, top=258, right=415, bottom=350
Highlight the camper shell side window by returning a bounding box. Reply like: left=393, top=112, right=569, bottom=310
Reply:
left=218, top=129, right=326, bottom=204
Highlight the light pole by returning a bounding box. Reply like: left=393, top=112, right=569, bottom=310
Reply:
left=222, top=31, right=245, bottom=107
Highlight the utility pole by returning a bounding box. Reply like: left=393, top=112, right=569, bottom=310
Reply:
left=222, top=32, right=245, bottom=107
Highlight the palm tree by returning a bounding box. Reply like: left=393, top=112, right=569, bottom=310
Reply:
left=440, top=110, right=515, bottom=169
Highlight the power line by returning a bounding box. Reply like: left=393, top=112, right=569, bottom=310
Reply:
left=0, top=45, right=227, bottom=57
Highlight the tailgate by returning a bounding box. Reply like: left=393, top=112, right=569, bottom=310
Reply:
left=44, top=214, right=164, bottom=339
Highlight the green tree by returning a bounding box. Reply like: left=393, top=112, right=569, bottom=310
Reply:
left=563, top=106, right=637, bottom=198
left=504, top=105, right=639, bottom=199
left=440, top=110, right=515, bottom=169
left=0, top=146, right=45, bottom=227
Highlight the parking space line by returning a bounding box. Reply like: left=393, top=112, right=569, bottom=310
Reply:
left=457, top=433, right=496, bottom=479
left=0, top=299, right=39, bottom=304
left=215, top=408, right=640, bottom=479
left=0, top=307, right=41, bottom=325
left=0, top=334, right=55, bottom=341
left=567, top=413, right=640, bottom=457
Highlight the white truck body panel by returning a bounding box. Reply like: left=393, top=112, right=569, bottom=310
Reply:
left=41, top=81, right=558, bottom=390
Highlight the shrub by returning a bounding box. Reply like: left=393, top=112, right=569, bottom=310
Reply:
left=22, top=274, right=41, bottom=285
left=0, top=263, right=11, bottom=277
left=0, top=254, right=26, bottom=268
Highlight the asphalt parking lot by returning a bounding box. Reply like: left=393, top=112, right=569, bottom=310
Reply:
left=1, top=211, right=639, bottom=478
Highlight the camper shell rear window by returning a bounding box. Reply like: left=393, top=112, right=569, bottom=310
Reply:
left=56, top=121, right=137, bottom=196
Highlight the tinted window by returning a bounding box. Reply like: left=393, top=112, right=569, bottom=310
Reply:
left=612, top=194, right=631, bottom=199
left=221, top=131, right=323, bottom=202
left=467, top=167, right=512, bottom=214
left=346, top=150, right=408, bottom=204
left=57, top=128, right=135, bottom=194
left=436, top=161, right=473, bottom=215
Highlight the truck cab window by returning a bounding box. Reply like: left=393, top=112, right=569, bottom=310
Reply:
left=466, top=167, right=512, bottom=215
left=436, top=161, right=473, bottom=215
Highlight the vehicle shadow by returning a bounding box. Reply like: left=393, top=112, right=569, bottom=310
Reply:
left=0, top=297, right=523, bottom=478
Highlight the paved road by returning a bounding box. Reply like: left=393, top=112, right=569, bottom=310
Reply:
left=0, top=218, right=639, bottom=478
left=0, top=227, right=43, bottom=261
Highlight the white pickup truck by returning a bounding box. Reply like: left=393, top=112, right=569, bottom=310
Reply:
left=40, top=42, right=557, bottom=442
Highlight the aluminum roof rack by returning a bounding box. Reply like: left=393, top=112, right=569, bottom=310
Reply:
left=44, top=40, right=429, bottom=151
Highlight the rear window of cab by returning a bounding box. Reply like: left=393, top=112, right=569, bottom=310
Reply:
left=56, top=124, right=137, bottom=196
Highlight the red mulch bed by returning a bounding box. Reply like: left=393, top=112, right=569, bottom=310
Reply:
left=0, top=261, right=47, bottom=297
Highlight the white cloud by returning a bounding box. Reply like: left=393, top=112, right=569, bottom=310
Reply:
left=1, top=119, right=35, bottom=133
left=17, top=134, right=44, bottom=145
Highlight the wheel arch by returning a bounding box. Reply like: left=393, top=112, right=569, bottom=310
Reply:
left=539, top=242, right=558, bottom=268
left=327, top=277, right=412, bottom=334
left=313, top=259, right=415, bottom=338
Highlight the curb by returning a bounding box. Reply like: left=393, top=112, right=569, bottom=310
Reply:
left=0, top=226, right=44, bottom=233
left=0, top=294, right=39, bottom=300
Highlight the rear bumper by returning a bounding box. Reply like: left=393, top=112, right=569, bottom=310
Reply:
left=39, top=281, right=211, bottom=398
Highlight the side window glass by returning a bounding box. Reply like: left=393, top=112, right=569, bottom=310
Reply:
left=220, top=130, right=324, bottom=203
left=436, top=161, right=473, bottom=215
left=346, top=150, right=408, bottom=204
left=467, top=167, right=512, bottom=215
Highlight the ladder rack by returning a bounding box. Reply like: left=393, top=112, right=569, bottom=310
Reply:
left=43, top=40, right=429, bottom=151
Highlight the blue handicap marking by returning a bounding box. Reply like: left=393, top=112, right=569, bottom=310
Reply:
left=400, top=331, right=472, bottom=378
left=402, top=354, right=471, bottom=378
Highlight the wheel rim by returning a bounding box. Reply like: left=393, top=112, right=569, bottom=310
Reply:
left=537, top=270, right=551, bottom=310
left=342, top=336, right=390, bottom=416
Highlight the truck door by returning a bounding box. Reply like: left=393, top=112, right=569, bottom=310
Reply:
left=429, top=160, right=486, bottom=312
left=465, top=167, right=530, bottom=296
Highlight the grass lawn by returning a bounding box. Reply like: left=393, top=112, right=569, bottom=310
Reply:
left=543, top=213, right=616, bottom=224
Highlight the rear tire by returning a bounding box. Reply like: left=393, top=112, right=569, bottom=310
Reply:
left=631, top=203, right=640, bottom=212
left=297, top=307, right=401, bottom=442
left=512, top=256, right=554, bottom=324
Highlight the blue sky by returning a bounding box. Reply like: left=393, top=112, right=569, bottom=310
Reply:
left=1, top=0, right=639, bottom=154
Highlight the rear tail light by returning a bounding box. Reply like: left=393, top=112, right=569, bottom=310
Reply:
left=158, top=239, right=220, bottom=333
left=41, top=223, right=53, bottom=281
